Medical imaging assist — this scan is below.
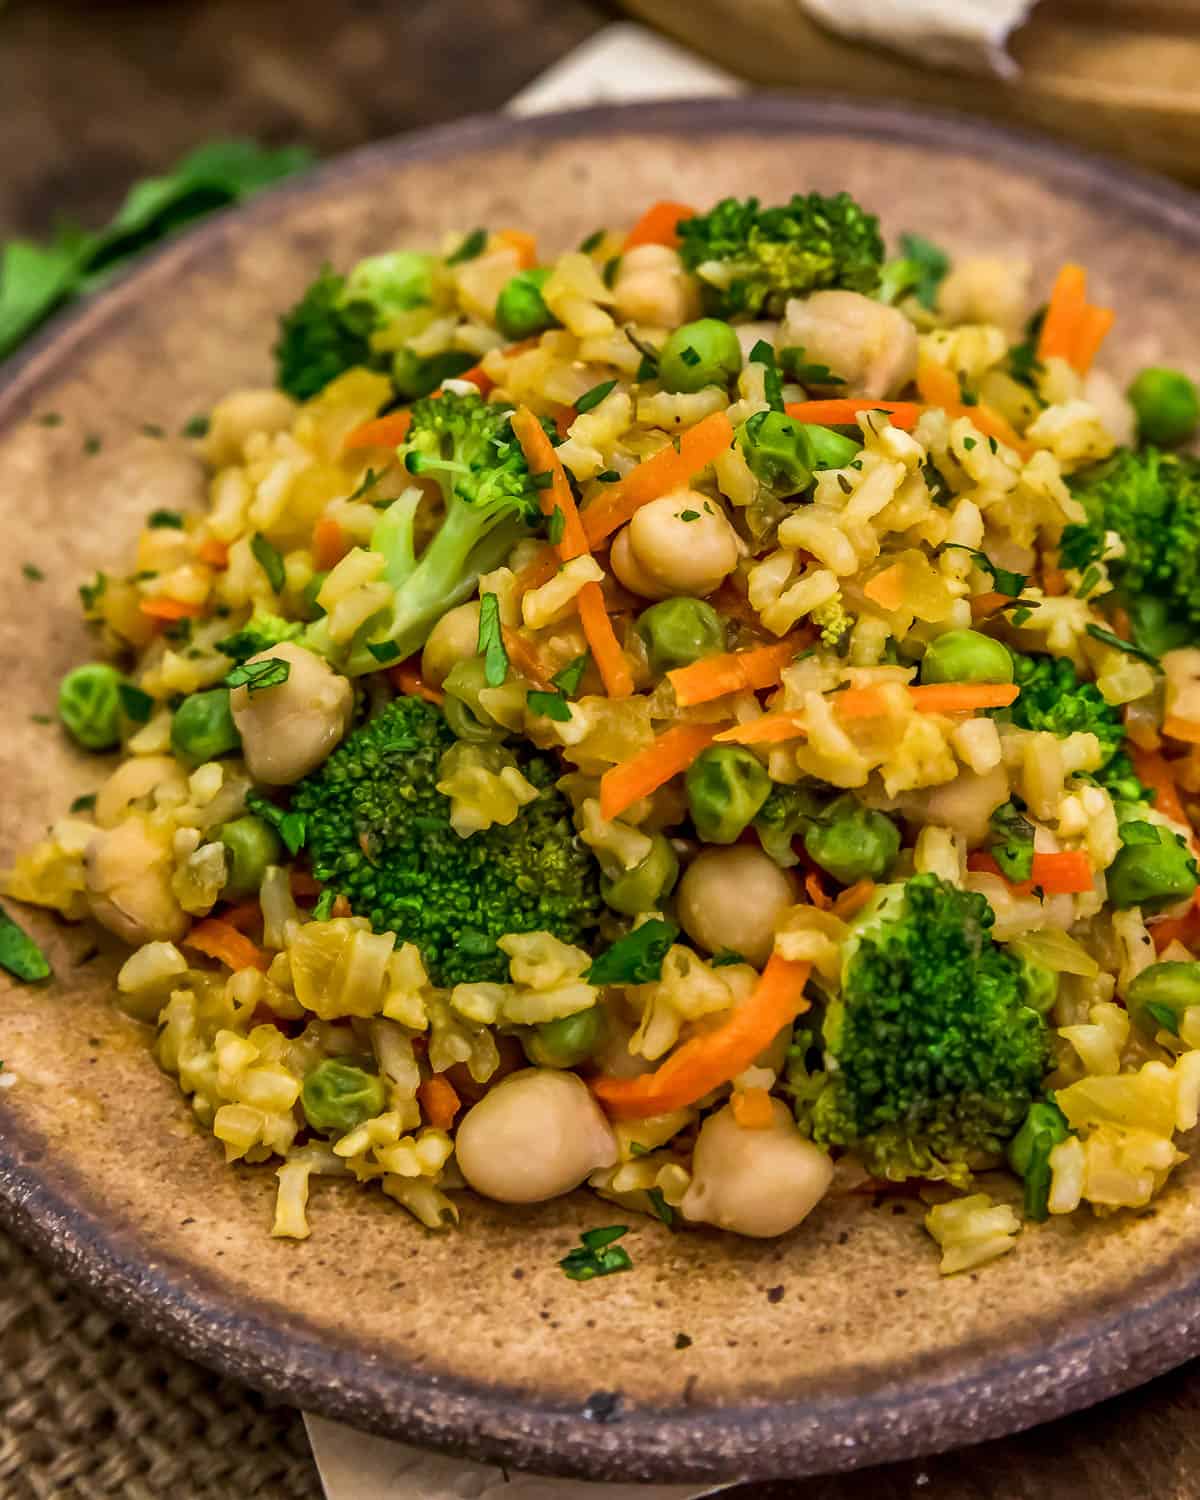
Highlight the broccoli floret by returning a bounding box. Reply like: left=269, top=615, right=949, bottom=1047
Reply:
left=289, top=695, right=603, bottom=985
left=677, top=192, right=885, bottom=321
left=805, top=875, right=1049, bottom=1185
left=216, top=611, right=303, bottom=663
left=1067, top=447, right=1200, bottom=656
left=1007, top=651, right=1124, bottom=762
left=753, top=783, right=825, bottom=867
left=303, top=391, right=545, bottom=675
left=274, top=251, right=440, bottom=401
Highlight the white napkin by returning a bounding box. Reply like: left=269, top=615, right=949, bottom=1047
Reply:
left=798, top=0, right=1038, bottom=78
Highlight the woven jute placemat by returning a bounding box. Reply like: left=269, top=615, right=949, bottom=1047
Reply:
left=0, top=1228, right=321, bottom=1500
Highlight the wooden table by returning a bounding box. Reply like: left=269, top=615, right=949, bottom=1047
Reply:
left=2, top=3, right=1199, bottom=1496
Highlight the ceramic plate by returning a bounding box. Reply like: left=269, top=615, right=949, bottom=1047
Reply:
left=3, top=98, right=1200, bottom=1484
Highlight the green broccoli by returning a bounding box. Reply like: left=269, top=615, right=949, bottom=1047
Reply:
left=303, top=391, right=546, bottom=675
left=804, top=875, right=1050, bottom=1185
left=274, top=251, right=462, bottom=401
left=288, top=695, right=603, bottom=985
left=1065, top=447, right=1200, bottom=656
left=676, top=192, right=885, bottom=321
left=753, top=783, right=826, bottom=867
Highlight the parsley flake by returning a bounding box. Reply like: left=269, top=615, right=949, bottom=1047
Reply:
left=526, top=689, right=572, bottom=723
left=551, top=652, right=589, bottom=698
left=182, top=413, right=210, bottom=439
left=0, top=904, right=51, bottom=983
left=477, top=593, right=509, bottom=688
left=225, top=656, right=291, bottom=695
left=559, top=1226, right=633, bottom=1282
left=1086, top=623, right=1160, bottom=669
left=69, top=793, right=97, bottom=814
left=117, top=683, right=154, bottom=723
left=679, top=509, right=701, bottom=522
left=587, top=919, right=678, bottom=986
left=547, top=506, right=566, bottom=545
left=250, top=533, right=286, bottom=593
left=246, top=791, right=307, bottom=855
left=446, top=228, right=487, bottom=265
left=365, top=640, right=401, bottom=664
left=576, top=379, right=617, bottom=415
left=147, top=509, right=184, bottom=529
left=21, top=563, right=44, bottom=582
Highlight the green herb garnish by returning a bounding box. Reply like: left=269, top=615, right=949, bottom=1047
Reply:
left=225, top=656, right=290, bottom=695
left=587, top=919, right=679, bottom=986
left=526, top=689, right=572, bottom=723
left=478, top=593, right=509, bottom=688
left=576, top=379, right=617, bottom=415
left=250, top=533, right=286, bottom=593
left=117, top=683, right=154, bottom=724
left=989, top=799, right=1035, bottom=883
left=147, top=509, right=184, bottom=529
left=558, top=1225, right=633, bottom=1282
left=0, top=904, right=51, bottom=983
left=1086, top=623, right=1161, bottom=669
left=446, top=228, right=487, bottom=265
left=551, top=653, right=589, bottom=697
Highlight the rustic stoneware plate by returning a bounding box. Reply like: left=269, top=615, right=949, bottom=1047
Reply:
left=3, top=98, right=1200, bottom=1486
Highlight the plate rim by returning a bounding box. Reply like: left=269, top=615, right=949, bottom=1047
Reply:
left=4, top=92, right=1200, bottom=1482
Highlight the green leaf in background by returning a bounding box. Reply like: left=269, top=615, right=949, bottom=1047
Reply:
left=0, top=140, right=314, bottom=360
left=0, top=904, right=51, bottom=983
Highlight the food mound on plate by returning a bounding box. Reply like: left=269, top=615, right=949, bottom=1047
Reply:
left=8, top=191, right=1200, bottom=1279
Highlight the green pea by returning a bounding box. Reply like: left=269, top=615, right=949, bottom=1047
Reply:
left=391, top=348, right=475, bottom=401
left=803, top=795, right=900, bottom=885
left=601, top=834, right=680, bottom=916
left=920, top=629, right=1014, bottom=685
left=301, top=1060, right=386, bottom=1136
left=735, top=410, right=815, bottom=495
left=1106, top=826, right=1199, bottom=914
left=495, top=268, right=557, bottom=340
left=1125, top=960, right=1200, bottom=1037
left=442, top=658, right=506, bottom=743
left=219, top=815, right=283, bottom=898
left=523, top=1006, right=606, bottom=1069
left=170, top=688, right=242, bottom=764
left=685, top=746, right=772, bottom=845
left=58, top=662, right=125, bottom=751
left=636, top=597, right=726, bottom=674
left=1127, top=367, right=1199, bottom=447
left=658, top=318, right=743, bottom=394
left=1018, top=958, right=1058, bottom=1015
left=1006, top=1099, right=1070, bottom=1222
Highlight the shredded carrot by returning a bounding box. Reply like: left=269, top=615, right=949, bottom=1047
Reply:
left=418, top=1075, right=462, bottom=1130
left=195, top=537, right=229, bottom=569
left=495, top=228, right=537, bottom=269
left=714, top=714, right=808, bottom=747
left=1038, top=264, right=1089, bottom=364
left=514, top=544, right=560, bottom=596
left=967, top=850, right=1095, bottom=896
left=600, top=722, right=723, bottom=821
left=139, top=596, right=205, bottom=621
left=862, top=563, right=907, bottom=612
left=833, top=879, right=876, bottom=921
left=804, top=871, right=831, bottom=910
left=914, top=362, right=1031, bottom=455
left=312, top=516, right=349, bottom=572
left=970, top=591, right=1014, bottom=621
left=1164, top=717, right=1200, bottom=747
left=218, top=900, right=262, bottom=933
left=1070, top=304, right=1115, bottom=375
left=1041, top=568, right=1068, bottom=598
left=667, top=636, right=806, bottom=708
left=783, top=400, right=922, bottom=431
left=730, top=1087, right=776, bottom=1130
left=184, top=918, right=269, bottom=972
left=624, top=200, right=694, bottom=251
left=501, top=626, right=553, bottom=690
left=582, top=412, right=735, bottom=547
left=511, top=405, right=632, bottom=697
left=591, top=955, right=811, bottom=1119
left=835, top=682, right=1019, bottom=719
left=388, top=659, right=444, bottom=705
left=915, top=360, right=961, bottom=410
left=344, top=410, right=413, bottom=451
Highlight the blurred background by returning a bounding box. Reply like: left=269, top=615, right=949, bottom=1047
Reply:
left=3, top=2, right=1200, bottom=1498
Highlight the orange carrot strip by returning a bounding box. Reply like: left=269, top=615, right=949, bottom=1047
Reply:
left=388, top=660, right=444, bottom=705
left=905, top=682, right=1020, bottom=715
left=967, top=850, right=1095, bottom=897
left=218, top=900, right=262, bottom=933
left=195, top=537, right=229, bottom=569
left=312, top=516, right=349, bottom=572
left=577, top=582, right=634, bottom=698
left=624, top=200, right=694, bottom=251
left=833, top=879, right=876, bottom=921
left=713, top=714, right=808, bottom=746
left=501, top=626, right=553, bottom=690
left=970, top=591, right=1013, bottom=621
left=461, top=364, right=495, bottom=397
left=1130, top=747, right=1190, bottom=828
left=600, top=722, right=723, bottom=821
left=914, top=362, right=1031, bottom=454
left=862, top=563, right=907, bottom=612
left=1164, top=717, right=1200, bottom=747
left=139, top=596, right=205, bottom=621
left=514, top=545, right=560, bottom=596
left=344, top=410, right=412, bottom=451
left=1038, top=264, right=1089, bottom=363
left=591, top=955, right=811, bottom=1119
left=783, top=400, right=922, bottom=431
left=667, top=637, right=803, bottom=708
left=1072, top=304, right=1115, bottom=374
left=955, top=404, right=1030, bottom=456
left=418, top=1075, right=462, bottom=1130
left=512, top=405, right=632, bottom=696
left=582, top=412, right=735, bottom=546
left=185, top=918, right=269, bottom=972
left=805, top=871, right=832, bottom=910
left=1041, top=568, right=1068, bottom=598
left=495, top=229, right=538, bottom=269
left=915, top=360, right=961, bottom=410
left=731, top=1087, right=776, bottom=1129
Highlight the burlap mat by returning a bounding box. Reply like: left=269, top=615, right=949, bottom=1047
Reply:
left=0, top=1228, right=322, bottom=1500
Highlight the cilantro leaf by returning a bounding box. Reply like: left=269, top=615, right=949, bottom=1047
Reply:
left=225, top=656, right=291, bottom=694
left=559, top=1225, right=633, bottom=1281
left=250, top=533, right=286, bottom=593
left=587, top=919, right=678, bottom=986
left=551, top=653, right=589, bottom=697
left=0, top=904, right=51, bottom=983
left=526, top=689, right=571, bottom=722
left=477, top=592, right=509, bottom=688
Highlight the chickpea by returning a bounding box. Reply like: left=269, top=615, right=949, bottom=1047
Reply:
left=781, top=290, right=917, bottom=400
left=610, top=527, right=671, bottom=602
left=611, top=244, right=698, bottom=329
left=454, top=1068, right=618, bottom=1204
left=85, top=818, right=188, bottom=945
left=625, top=490, right=739, bottom=599
left=919, top=763, right=1010, bottom=846
left=680, top=1100, right=833, bottom=1238
left=421, top=601, right=482, bottom=689
left=677, top=846, right=798, bottom=968
left=94, top=755, right=187, bottom=829
left=229, top=641, right=353, bottom=786
left=203, top=388, right=297, bottom=469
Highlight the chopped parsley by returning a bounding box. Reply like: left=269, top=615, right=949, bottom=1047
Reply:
left=83, top=434, right=102, bottom=456
left=446, top=227, right=487, bottom=265
left=147, top=509, right=184, bottom=529
left=943, top=543, right=1027, bottom=597
left=778, top=345, right=843, bottom=387
left=36, top=412, right=62, bottom=428
left=646, top=1188, right=675, bottom=1228
left=559, top=1226, right=633, bottom=1282
left=624, top=326, right=660, bottom=375
left=596, top=469, right=620, bottom=484
left=579, top=229, right=606, bottom=254
left=547, top=506, right=566, bottom=545
left=141, top=422, right=165, bottom=439
left=576, top=379, right=617, bottom=415
left=748, top=339, right=784, bottom=411
left=526, top=688, right=572, bottom=723
left=989, top=799, right=1035, bottom=883
left=365, top=640, right=401, bottom=664
left=0, top=904, right=51, bottom=983
left=551, top=652, right=589, bottom=697
left=21, top=563, right=44, bottom=582
left=250, top=533, right=286, bottom=593
left=116, top=683, right=154, bottom=723
left=587, top=919, right=678, bottom=986
left=225, top=656, right=291, bottom=695
left=69, top=793, right=97, bottom=814
left=679, top=509, right=701, bottom=522
left=477, top=592, right=509, bottom=688
left=1085, top=623, right=1161, bottom=669
left=182, top=413, right=210, bottom=438
left=246, top=791, right=307, bottom=855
